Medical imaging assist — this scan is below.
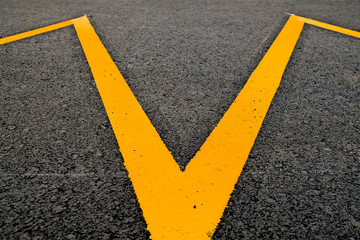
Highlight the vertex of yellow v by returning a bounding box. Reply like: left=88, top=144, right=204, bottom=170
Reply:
left=1, top=14, right=359, bottom=239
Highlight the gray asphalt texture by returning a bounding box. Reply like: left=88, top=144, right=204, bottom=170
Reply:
left=1, top=0, right=359, bottom=239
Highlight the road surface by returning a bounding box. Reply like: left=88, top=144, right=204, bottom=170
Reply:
left=1, top=0, right=359, bottom=239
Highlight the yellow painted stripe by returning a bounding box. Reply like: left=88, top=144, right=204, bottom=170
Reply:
left=72, top=16, right=180, bottom=175
left=295, top=15, right=360, bottom=38
left=73, top=15, right=304, bottom=239
left=181, top=16, right=304, bottom=239
left=0, top=17, right=81, bottom=45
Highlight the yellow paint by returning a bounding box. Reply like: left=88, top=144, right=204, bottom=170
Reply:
left=73, top=15, right=304, bottom=239
left=1, top=15, right=359, bottom=240
left=294, top=15, right=360, bottom=38
left=0, top=18, right=82, bottom=45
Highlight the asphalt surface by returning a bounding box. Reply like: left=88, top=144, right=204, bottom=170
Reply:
left=1, top=0, right=359, bottom=239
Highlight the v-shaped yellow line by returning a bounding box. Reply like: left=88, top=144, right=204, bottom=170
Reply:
left=1, top=14, right=359, bottom=239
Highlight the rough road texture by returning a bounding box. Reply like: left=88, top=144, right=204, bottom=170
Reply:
left=1, top=0, right=359, bottom=239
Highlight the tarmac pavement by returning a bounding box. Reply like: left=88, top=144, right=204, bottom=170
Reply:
left=1, top=0, right=359, bottom=239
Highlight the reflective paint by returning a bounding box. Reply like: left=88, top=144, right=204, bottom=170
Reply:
left=1, top=15, right=359, bottom=240
left=294, top=15, right=360, bottom=38
left=0, top=18, right=79, bottom=45
left=72, top=16, right=304, bottom=239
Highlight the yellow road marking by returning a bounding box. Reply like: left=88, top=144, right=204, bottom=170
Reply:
left=76, top=16, right=303, bottom=239
left=0, top=17, right=83, bottom=45
left=294, top=15, right=360, bottom=38
left=1, top=14, right=359, bottom=240
left=73, top=16, right=304, bottom=239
